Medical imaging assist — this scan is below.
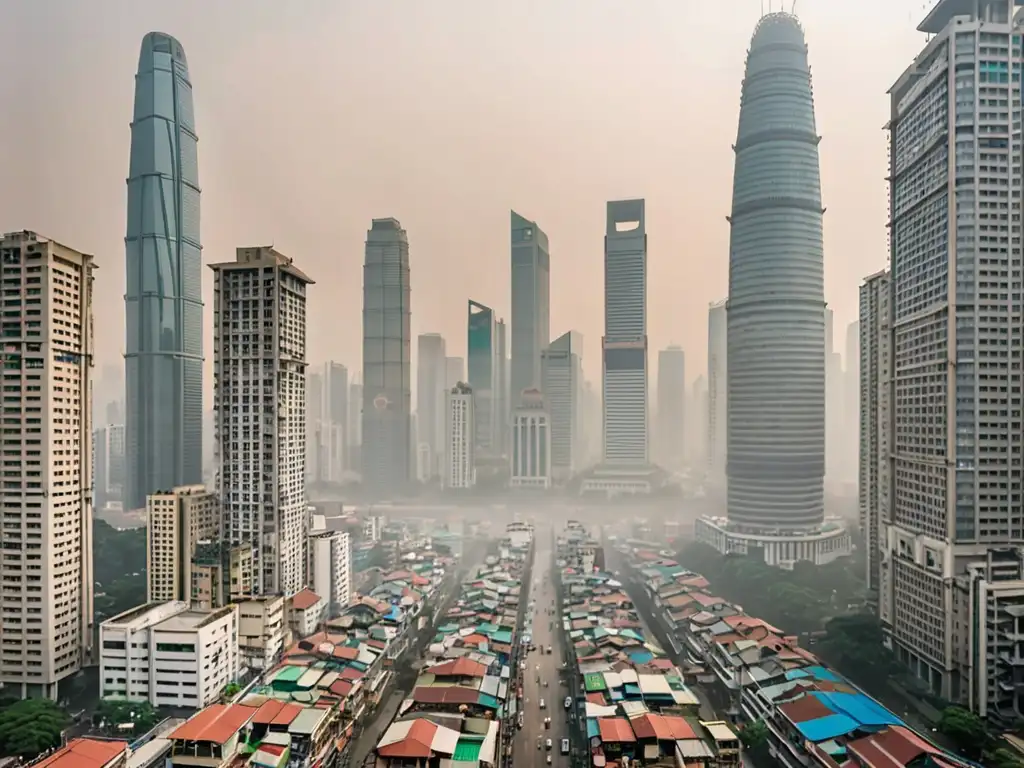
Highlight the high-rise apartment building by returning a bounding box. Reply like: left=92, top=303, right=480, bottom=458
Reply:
left=417, top=334, right=447, bottom=479
left=510, top=211, right=550, bottom=405
left=881, top=0, right=1024, bottom=706
left=0, top=230, right=95, bottom=698
left=601, top=199, right=649, bottom=465
left=306, top=370, right=324, bottom=484
left=361, top=218, right=412, bottom=495
left=656, top=346, right=686, bottom=468
left=541, top=331, right=583, bottom=481
left=307, top=530, right=351, bottom=616
left=146, top=485, right=219, bottom=603
left=124, top=32, right=203, bottom=513
left=688, top=374, right=708, bottom=466
left=510, top=389, right=551, bottom=489
left=93, top=424, right=126, bottom=513
left=323, top=362, right=348, bottom=482
left=859, top=272, right=890, bottom=606
left=445, top=356, right=465, bottom=389
left=445, top=383, right=476, bottom=490
left=467, top=300, right=499, bottom=455
left=825, top=308, right=845, bottom=487
left=212, top=246, right=312, bottom=597
left=844, top=320, right=861, bottom=486
left=707, top=300, right=727, bottom=485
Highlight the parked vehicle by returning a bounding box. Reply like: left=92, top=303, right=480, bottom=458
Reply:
left=564, top=696, right=572, bottom=709
left=561, top=738, right=570, bottom=755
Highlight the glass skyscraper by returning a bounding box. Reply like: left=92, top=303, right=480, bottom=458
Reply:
left=467, top=300, right=497, bottom=454
left=124, top=32, right=203, bottom=511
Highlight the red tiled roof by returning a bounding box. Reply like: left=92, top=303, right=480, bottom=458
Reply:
left=846, top=725, right=957, bottom=768
left=291, top=588, right=323, bottom=611
left=251, top=700, right=288, bottom=725
left=377, top=719, right=438, bottom=758
left=412, top=685, right=481, bottom=705
left=270, top=703, right=304, bottom=726
left=34, top=738, right=127, bottom=768
left=778, top=695, right=834, bottom=724
left=691, top=593, right=724, bottom=607
left=429, top=657, right=487, bottom=678
left=170, top=704, right=257, bottom=744
left=598, top=718, right=636, bottom=743
left=330, top=679, right=355, bottom=698
left=340, top=667, right=365, bottom=681
left=586, top=693, right=607, bottom=706
left=629, top=714, right=696, bottom=741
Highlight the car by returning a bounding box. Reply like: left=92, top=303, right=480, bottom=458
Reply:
left=561, top=738, right=570, bottom=755
left=546, top=756, right=552, bottom=764
left=537, top=738, right=542, bottom=750
left=543, top=679, right=548, bottom=687
left=546, top=645, right=553, bottom=654
left=545, top=738, right=553, bottom=750
left=539, top=699, right=546, bottom=709
left=544, top=717, right=551, bottom=729
left=564, top=696, right=572, bottom=709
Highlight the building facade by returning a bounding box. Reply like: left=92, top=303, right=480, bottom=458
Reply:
left=656, top=346, right=686, bottom=469
left=361, top=218, right=412, bottom=495
left=726, top=12, right=826, bottom=533
left=601, top=199, right=649, bottom=465
left=467, top=300, right=498, bottom=455
left=707, top=300, right=727, bottom=486
left=146, top=485, right=219, bottom=603
left=307, top=530, right=352, bottom=617
left=124, top=32, right=203, bottom=513
left=417, top=333, right=447, bottom=480
left=510, top=389, right=551, bottom=489
left=445, top=383, right=476, bottom=490
left=541, top=331, right=583, bottom=480
left=0, top=231, right=95, bottom=698
left=211, top=246, right=312, bottom=597
left=510, top=211, right=550, bottom=405
left=322, top=362, right=348, bottom=482
left=306, top=370, right=324, bottom=484
left=495, top=318, right=509, bottom=455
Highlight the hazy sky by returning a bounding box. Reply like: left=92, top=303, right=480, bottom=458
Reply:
left=1, top=0, right=930, bottom=391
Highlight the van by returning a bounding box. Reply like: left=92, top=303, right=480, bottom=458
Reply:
left=561, top=738, right=570, bottom=755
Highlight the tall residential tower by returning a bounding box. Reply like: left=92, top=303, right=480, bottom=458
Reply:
left=124, top=32, right=203, bottom=512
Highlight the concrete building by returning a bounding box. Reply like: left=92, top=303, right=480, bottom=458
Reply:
left=825, top=308, right=845, bottom=488
left=417, top=333, right=447, bottom=480
left=322, top=362, right=348, bottom=483
left=146, top=485, right=219, bottom=603
left=347, top=379, right=362, bottom=473
left=445, top=356, right=465, bottom=389
left=211, top=246, right=312, bottom=597
left=844, top=320, right=861, bottom=486
left=0, top=230, right=95, bottom=699
left=444, top=382, right=476, bottom=490
left=124, top=32, right=203, bottom=513
left=880, top=0, right=1024, bottom=706
left=305, top=370, right=324, bottom=484
left=688, top=374, right=708, bottom=467
left=307, top=530, right=352, bottom=616
left=99, top=601, right=238, bottom=709
left=707, top=300, right=727, bottom=486
left=510, top=389, right=551, bottom=489
left=236, top=595, right=285, bottom=672
left=541, top=331, right=583, bottom=481
left=361, top=218, right=412, bottom=496
left=510, top=210, right=550, bottom=405
left=695, top=516, right=852, bottom=568
left=467, top=300, right=499, bottom=455
left=656, top=346, right=686, bottom=469
left=725, top=12, right=826, bottom=533
left=190, top=542, right=254, bottom=610
left=93, top=424, right=125, bottom=513
left=495, top=318, right=509, bottom=455
left=859, top=271, right=890, bottom=605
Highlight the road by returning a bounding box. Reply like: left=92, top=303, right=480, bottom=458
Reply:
left=512, top=541, right=571, bottom=767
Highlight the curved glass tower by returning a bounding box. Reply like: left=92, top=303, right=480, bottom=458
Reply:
left=124, top=32, right=203, bottom=511
left=726, top=13, right=825, bottom=531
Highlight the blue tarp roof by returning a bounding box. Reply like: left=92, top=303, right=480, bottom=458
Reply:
left=795, top=713, right=860, bottom=743
left=811, top=692, right=903, bottom=728
left=586, top=718, right=600, bottom=739
left=786, top=665, right=843, bottom=683
left=385, top=606, right=403, bottom=621
left=628, top=650, right=654, bottom=664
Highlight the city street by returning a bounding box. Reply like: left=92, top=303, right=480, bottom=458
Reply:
left=513, top=543, right=571, bottom=767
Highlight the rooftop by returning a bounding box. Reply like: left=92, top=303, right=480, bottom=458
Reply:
left=169, top=704, right=256, bottom=744
left=34, top=739, right=127, bottom=768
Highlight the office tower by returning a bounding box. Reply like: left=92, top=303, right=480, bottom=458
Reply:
left=124, top=32, right=203, bottom=513
left=417, top=334, right=447, bottom=479
left=495, top=319, right=509, bottom=455
left=510, top=389, right=551, bottom=489
left=859, top=272, right=889, bottom=606
left=581, top=379, right=601, bottom=467
left=707, top=301, right=727, bottom=484
left=306, top=371, right=324, bottom=484
left=307, top=530, right=351, bottom=616
left=92, top=424, right=126, bottom=513
left=361, top=218, right=412, bottom=495
left=825, top=308, right=844, bottom=486
left=347, top=379, right=362, bottom=472
left=0, top=231, right=95, bottom=698
left=445, top=383, right=476, bottom=490
left=510, top=211, right=550, bottom=404
left=107, top=423, right=126, bottom=501
left=445, top=356, right=465, bottom=388
left=688, top=374, right=708, bottom=465
left=212, top=246, right=312, bottom=597
left=844, top=321, right=860, bottom=485
left=725, top=12, right=825, bottom=533
left=467, top=300, right=498, bottom=454
left=601, top=199, right=649, bottom=464
left=656, top=346, right=686, bottom=468
left=883, top=0, right=1024, bottom=707
left=541, top=331, right=583, bottom=480
left=323, top=362, right=348, bottom=482
left=146, top=485, right=218, bottom=603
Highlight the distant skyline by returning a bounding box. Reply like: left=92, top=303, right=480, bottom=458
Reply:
left=1, top=0, right=925, bottom=390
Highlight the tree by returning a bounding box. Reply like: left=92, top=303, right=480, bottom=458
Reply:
left=739, top=719, right=769, bottom=751
left=938, top=706, right=990, bottom=759
left=222, top=682, right=241, bottom=700
left=0, top=698, right=70, bottom=759
left=96, top=699, right=160, bottom=734
left=985, top=747, right=1024, bottom=768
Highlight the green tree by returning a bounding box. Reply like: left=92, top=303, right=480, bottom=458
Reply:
left=985, top=747, right=1024, bottom=768
left=96, top=699, right=160, bottom=734
left=0, top=698, right=70, bottom=759
left=739, top=719, right=769, bottom=750
left=938, top=706, right=990, bottom=759
left=222, top=682, right=241, bottom=700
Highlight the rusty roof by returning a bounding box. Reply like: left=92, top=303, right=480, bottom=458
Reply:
left=34, top=739, right=127, bottom=768
left=169, top=704, right=257, bottom=744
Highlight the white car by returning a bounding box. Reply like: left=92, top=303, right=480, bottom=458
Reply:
left=539, top=699, right=546, bottom=709
left=564, top=696, right=572, bottom=709
left=545, top=738, right=553, bottom=750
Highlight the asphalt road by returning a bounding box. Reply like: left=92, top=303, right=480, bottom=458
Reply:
left=513, top=544, right=572, bottom=767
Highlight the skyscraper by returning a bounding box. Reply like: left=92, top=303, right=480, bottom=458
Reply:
left=323, top=362, right=348, bottom=482
left=601, top=199, right=649, bottom=465
left=467, top=300, right=498, bottom=454
left=707, top=300, right=727, bottom=485
left=124, top=32, right=203, bottom=513
left=541, top=331, right=583, bottom=480
left=445, top=356, right=465, bottom=389
left=510, top=211, right=550, bottom=404
left=417, top=334, right=447, bottom=479
left=825, top=308, right=844, bottom=486
left=361, top=218, right=412, bottom=495
left=306, top=371, right=324, bottom=484
left=495, top=319, right=509, bottom=455
left=445, top=383, right=476, bottom=490
left=347, top=379, right=362, bottom=473
left=0, top=231, right=95, bottom=698
left=726, top=12, right=826, bottom=532
left=656, top=346, right=686, bottom=469
left=212, top=246, right=312, bottom=597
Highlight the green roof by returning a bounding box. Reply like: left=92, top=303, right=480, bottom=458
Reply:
left=489, top=630, right=513, bottom=644
left=274, top=665, right=305, bottom=682
left=584, top=673, right=608, bottom=692
left=453, top=736, right=484, bottom=761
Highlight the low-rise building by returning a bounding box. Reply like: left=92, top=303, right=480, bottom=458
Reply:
left=288, top=589, right=325, bottom=638
left=307, top=529, right=352, bottom=616
left=236, top=595, right=286, bottom=672
left=99, top=601, right=238, bottom=709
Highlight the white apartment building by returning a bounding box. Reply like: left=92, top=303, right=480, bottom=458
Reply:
left=445, top=383, right=476, bottom=489
left=146, top=485, right=219, bottom=603
left=211, top=246, right=312, bottom=597
left=540, top=331, right=583, bottom=481
left=859, top=271, right=890, bottom=605
left=883, top=0, right=1024, bottom=705
left=510, top=389, right=551, bottom=489
left=417, top=333, right=447, bottom=479
left=307, top=530, right=352, bottom=615
left=236, top=595, right=285, bottom=672
left=707, top=301, right=727, bottom=487
left=362, top=514, right=385, bottom=543
left=0, top=230, right=95, bottom=699
left=99, top=601, right=238, bottom=709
